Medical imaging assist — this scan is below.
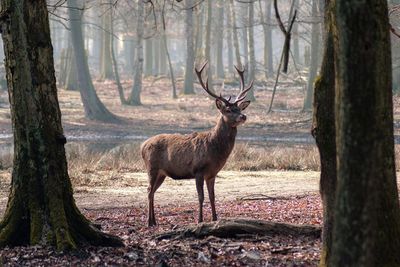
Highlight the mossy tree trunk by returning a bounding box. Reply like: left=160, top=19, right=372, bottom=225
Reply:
left=0, top=0, right=123, bottom=250
left=67, top=0, right=119, bottom=122
left=331, top=0, right=400, bottom=265
left=311, top=1, right=336, bottom=266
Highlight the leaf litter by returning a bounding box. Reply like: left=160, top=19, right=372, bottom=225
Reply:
left=0, top=194, right=322, bottom=266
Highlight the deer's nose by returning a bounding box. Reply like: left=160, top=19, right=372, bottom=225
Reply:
left=240, top=114, right=247, bottom=121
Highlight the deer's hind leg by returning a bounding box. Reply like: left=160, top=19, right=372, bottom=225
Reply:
left=147, top=170, right=166, bottom=227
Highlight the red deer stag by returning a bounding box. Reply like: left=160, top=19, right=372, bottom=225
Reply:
left=141, top=62, right=253, bottom=226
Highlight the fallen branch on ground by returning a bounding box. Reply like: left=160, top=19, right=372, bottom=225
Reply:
left=155, top=218, right=321, bottom=240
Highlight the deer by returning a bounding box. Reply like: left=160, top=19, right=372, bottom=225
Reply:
left=141, top=62, right=253, bottom=227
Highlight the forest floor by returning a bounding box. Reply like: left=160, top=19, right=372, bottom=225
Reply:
left=0, top=170, right=322, bottom=266
left=0, top=75, right=398, bottom=265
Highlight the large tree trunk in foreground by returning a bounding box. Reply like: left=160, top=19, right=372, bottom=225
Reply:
left=331, top=0, right=400, bottom=265
left=0, top=0, right=123, bottom=250
left=311, top=1, right=336, bottom=265
left=67, top=0, right=119, bottom=122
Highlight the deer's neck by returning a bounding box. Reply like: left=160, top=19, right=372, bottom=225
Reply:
left=210, top=116, right=237, bottom=154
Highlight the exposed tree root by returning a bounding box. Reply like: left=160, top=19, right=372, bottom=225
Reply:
left=155, top=218, right=321, bottom=240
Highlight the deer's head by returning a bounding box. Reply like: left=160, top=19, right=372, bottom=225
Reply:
left=196, top=62, right=252, bottom=128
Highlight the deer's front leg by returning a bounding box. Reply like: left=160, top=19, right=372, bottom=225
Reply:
left=206, top=177, right=217, bottom=221
left=195, top=174, right=205, bottom=223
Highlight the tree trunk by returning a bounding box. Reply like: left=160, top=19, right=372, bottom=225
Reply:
left=331, top=0, right=400, bottom=265
left=0, top=0, right=123, bottom=250
left=67, top=0, right=119, bottom=122
left=183, top=0, right=195, bottom=94
left=216, top=1, right=224, bottom=79
left=311, top=1, right=336, bottom=265
left=66, top=45, right=78, bottom=91
left=144, top=38, right=153, bottom=77
left=292, top=0, right=300, bottom=65
left=110, top=7, right=127, bottom=105
left=205, top=0, right=214, bottom=92
left=260, top=0, right=273, bottom=77
left=100, top=0, right=114, bottom=80
left=241, top=5, right=249, bottom=75
left=230, top=0, right=242, bottom=68
left=194, top=5, right=204, bottom=60
left=153, top=37, right=160, bottom=76
left=226, top=1, right=234, bottom=73
left=247, top=2, right=256, bottom=101
left=128, top=0, right=144, bottom=105
left=303, top=0, right=319, bottom=111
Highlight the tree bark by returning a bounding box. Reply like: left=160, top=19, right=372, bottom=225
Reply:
left=216, top=1, right=224, bottom=79
left=128, top=0, right=144, bottom=105
left=247, top=2, right=256, bottom=101
left=67, top=0, right=119, bottom=122
left=204, top=0, right=214, bottom=92
left=0, top=0, right=123, bottom=250
left=183, top=0, right=195, bottom=94
left=311, top=1, right=336, bottom=265
left=100, top=0, right=114, bottom=80
left=226, top=1, right=234, bottom=73
left=144, top=38, right=153, bottom=77
left=260, top=0, right=274, bottom=77
left=110, top=6, right=127, bottom=105
left=230, top=0, right=242, bottom=68
left=331, top=0, right=400, bottom=265
left=292, top=0, right=300, bottom=65
left=303, top=0, right=319, bottom=111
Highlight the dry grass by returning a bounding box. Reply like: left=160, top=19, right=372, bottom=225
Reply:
left=3, top=141, right=400, bottom=186
left=62, top=142, right=321, bottom=185
left=226, top=143, right=320, bottom=171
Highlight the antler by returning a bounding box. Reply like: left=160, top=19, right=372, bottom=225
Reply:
left=195, top=61, right=231, bottom=105
left=233, top=65, right=254, bottom=104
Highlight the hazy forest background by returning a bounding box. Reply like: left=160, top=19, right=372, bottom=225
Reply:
left=0, top=0, right=399, bottom=266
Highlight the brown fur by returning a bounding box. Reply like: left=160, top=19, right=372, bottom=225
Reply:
left=142, top=100, right=250, bottom=226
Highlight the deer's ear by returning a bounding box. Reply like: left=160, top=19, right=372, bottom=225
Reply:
left=215, top=99, right=226, bottom=110
left=239, top=100, right=250, bottom=111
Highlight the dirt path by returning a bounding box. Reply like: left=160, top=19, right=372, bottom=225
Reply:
left=0, top=171, right=320, bottom=216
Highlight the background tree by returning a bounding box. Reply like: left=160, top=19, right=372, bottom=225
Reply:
left=128, top=0, right=144, bottom=105
left=100, top=0, right=114, bottom=80
left=68, top=0, right=119, bottom=122
left=0, top=0, right=123, bottom=249
left=183, top=0, right=195, bottom=94
left=331, top=0, right=400, bottom=265
left=303, top=0, right=320, bottom=111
